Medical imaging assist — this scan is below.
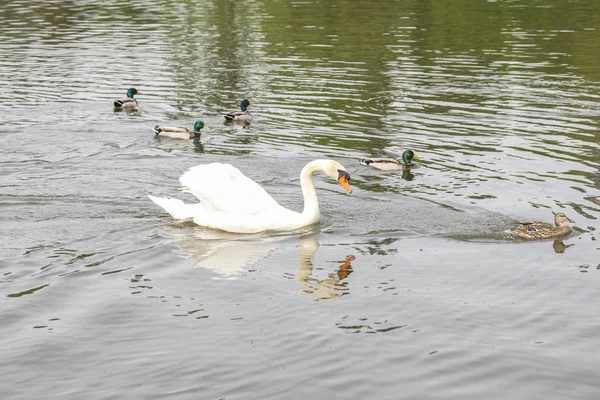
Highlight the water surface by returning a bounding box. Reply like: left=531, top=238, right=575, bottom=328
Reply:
left=1, top=0, right=600, bottom=399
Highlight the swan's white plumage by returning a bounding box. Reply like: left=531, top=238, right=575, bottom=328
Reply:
left=149, top=160, right=351, bottom=233
left=147, top=196, right=203, bottom=220
left=179, top=163, right=281, bottom=215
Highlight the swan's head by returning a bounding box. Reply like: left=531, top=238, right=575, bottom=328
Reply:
left=325, top=160, right=352, bottom=194
left=241, top=99, right=250, bottom=111
left=127, top=88, right=140, bottom=98
left=552, top=212, right=573, bottom=226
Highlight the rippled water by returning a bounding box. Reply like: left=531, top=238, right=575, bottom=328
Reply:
left=2, top=0, right=600, bottom=398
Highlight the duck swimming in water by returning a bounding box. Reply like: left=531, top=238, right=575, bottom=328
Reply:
left=510, top=212, right=574, bottom=239
left=224, top=99, right=252, bottom=123
left=359, top=150, right=421, bottom=171
left=153, top=121, right=209, bottom=139
left=114, top=88, right=141, bottom=110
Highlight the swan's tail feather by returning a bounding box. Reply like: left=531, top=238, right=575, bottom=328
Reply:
left=148, top=195, right=195, bottom=220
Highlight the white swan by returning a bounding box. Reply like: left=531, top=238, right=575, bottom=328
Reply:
left=148, top=159, right=352, bottom=233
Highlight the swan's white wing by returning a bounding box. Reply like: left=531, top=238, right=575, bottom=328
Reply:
left=148, top=195, right=205, bottom=220
left=179, top=163, right=282, bottom=215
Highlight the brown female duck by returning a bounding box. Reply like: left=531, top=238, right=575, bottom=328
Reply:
left=511, top=212, right=574, bottom=239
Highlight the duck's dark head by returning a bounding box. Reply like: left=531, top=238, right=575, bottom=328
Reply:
left=402, top=150, right=422, bottom=165
left=241, top=99, right=250, bottom=111
left=127, top=88, right=140, bottom=98
left=401, top=150, right=415, bottom=165
left=193, top=120, right=209, bottom=133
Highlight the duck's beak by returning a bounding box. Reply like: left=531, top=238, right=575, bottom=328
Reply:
left=203, top=125, right=210, bottom=130
left=338, top=175, right=352, bottom=194
left=412, top=154, right=422, bottom=160
left=136, top=91, right=143, bottom=94
left=567, top=217, right=575, bottom=223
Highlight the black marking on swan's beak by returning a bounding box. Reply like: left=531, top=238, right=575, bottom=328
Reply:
left=337, top=169, right=352, bottom=194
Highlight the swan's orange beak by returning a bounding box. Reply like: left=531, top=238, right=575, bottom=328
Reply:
left=338, top=175, right=352, bottom=194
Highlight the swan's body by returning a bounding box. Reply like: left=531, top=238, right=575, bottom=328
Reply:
left=224, top=99, right=252, bottom=123
left=114, top=87, right=141, bottom=110
left=153, top=121, right=208, bottom=139
left=359, top=150, right=420, bottom=171
left=149, top=160, right=352, bottom=233
left=510, top=212, right=574, bottom=239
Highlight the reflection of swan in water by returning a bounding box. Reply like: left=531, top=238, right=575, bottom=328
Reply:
left=176, top=230, right=287, bottom=279
left=176, top=232, right=356, bottom=299
left=295, top=236, right=356, bottom=301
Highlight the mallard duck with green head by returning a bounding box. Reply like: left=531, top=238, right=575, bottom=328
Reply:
left=153, top=121, right=209, bottom=139
left=224, top=99, right=252, bottom=123
left=510, top=212, right=574, bottom=239
left=359, top=150, right=421, bottom=171
left=114, top=88, right=141, bottom=110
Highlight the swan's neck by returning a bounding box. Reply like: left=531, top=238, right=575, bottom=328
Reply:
left=300, top=160, right=329, bottom=223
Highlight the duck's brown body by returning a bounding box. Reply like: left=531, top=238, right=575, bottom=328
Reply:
left=153, top=126, right=199, bottom=140
left=114, top=97, right=138, bottom=109
left=153, top=121, right=207, bottom=140
left=114, top=88, right=141, bottom=110
left=511, top=212, right=574, bottom=239
left=224, top=99, right=252, bottom=123
left=359, top=150, right=419, bottom=171
left=359, top=158, right=411, bottom=171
